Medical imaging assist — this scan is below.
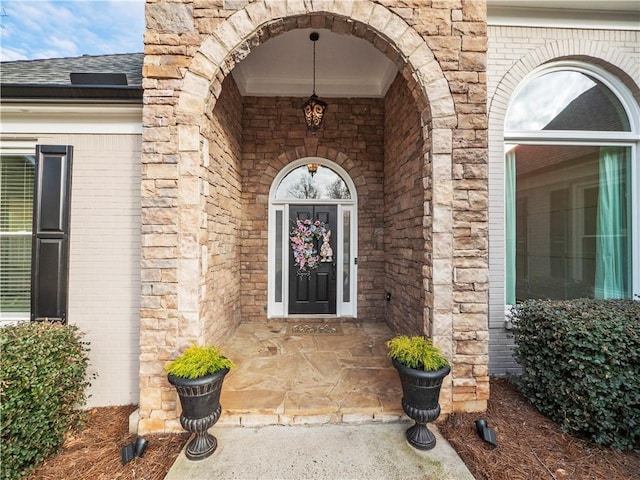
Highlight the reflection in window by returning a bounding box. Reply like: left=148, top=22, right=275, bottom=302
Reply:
left=1, top=155, right=35, bottom=313
left=506, top=71, right=630, bottom=131
left=275, top=165, right=351, bottom=200
left=505, top=145, right=631, bottom=301
left=343, top=210, right=350, bottom=302
left=275, top=210, right=283, bottom=303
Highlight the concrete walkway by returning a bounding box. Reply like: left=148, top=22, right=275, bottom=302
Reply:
left=164, top=422, right=474, bottom=480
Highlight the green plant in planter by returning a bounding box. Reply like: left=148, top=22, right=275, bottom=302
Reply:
left=164, top=344, right=235, bottom=379
left=165, top=344, right=235, bottom=461
left=387, top=335, right=449, bottom=371
left=387, top=335, right=450, bottom=450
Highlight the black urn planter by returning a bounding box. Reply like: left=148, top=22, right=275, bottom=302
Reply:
left=392, top=358, right=451, bottom=450
left=168, top=368, right=229, bottom=461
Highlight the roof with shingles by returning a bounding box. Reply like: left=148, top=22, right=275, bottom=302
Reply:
left=0, top=53, right=143, bottom=86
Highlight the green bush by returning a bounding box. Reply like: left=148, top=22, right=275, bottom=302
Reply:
left=512, top=298, right=640, bottom=450
left=0, top=322, right=91, bottom=479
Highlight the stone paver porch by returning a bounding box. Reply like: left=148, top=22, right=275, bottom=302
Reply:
left=217, top=321, right=406, bottom=426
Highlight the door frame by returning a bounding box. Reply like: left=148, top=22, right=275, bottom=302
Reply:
left=267, top=158, right=358, bottom=318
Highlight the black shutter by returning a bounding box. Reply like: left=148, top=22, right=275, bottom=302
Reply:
left=31, top=145, right=73, bottom=323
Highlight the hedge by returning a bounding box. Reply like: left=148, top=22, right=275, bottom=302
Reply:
left=0, top=322, right=91, bottom=479
left=512, top=298, right=640, bottom=450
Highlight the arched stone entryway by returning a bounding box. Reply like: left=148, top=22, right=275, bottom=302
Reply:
left=139, top=1, right=489, bottom=433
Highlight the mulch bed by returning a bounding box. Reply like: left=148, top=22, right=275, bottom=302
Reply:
left=25, top=405, right=187, bottom=480
left=24, top=378, right=639, bottom=479
left=438, top=377, right=640, bottom=480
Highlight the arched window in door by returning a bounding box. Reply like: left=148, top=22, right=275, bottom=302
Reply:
left=275, top=164, right=351, bottom=200
left=504, top=63, right=638, bottom=303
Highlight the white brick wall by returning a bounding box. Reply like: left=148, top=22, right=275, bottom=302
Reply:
left=44, top=133, right=142, bottom=406
left=486, top=25, right=640, bottom=374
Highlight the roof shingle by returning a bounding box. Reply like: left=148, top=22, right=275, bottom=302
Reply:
left=0, top=53, right=143, bottom=86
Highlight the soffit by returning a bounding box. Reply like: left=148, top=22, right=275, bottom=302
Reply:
left=231, top=28, right=398, bottom=98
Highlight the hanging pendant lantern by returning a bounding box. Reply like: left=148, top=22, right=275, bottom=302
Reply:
left=302, top=32, right=327, bottom=134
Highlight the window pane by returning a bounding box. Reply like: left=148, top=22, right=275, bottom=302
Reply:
left=275, top=165, right=351, bottom=200
left=275, top=210, right=283, bottom=303
left=509, top=145, right=631, bottom=301
left=343, top=210, right=350, bottom=302
left=1, top=155, right=35, bottom=313
left=0, top=236, right=32, bottom=312
left=506, top=71, right=630, bottom=131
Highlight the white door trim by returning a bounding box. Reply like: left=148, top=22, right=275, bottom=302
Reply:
left=267, top=158, right=358, bottom=318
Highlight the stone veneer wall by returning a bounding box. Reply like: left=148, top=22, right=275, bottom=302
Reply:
left=202, top=75, right=244, bottom=342
left=446, top=5, right=490, bottom=411
left=383, top=74, right=426, bottom=335
left=140, top=0, right=489, bottom=433
left=240, top=95, right=385, bottom=322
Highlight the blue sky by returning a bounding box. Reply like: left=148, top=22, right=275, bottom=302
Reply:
left=0, top=0, right=145, bottom=61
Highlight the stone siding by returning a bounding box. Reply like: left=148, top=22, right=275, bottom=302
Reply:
left=240, top=95, right=385, bottom=323
left=383, top=74, right=426, bottom=335
left=203, top=75, right=244, bottom=343
left=140, top=0, right=489, bottom=433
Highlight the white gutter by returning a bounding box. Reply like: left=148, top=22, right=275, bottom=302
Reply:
left=488, top=5, right=640, bottom=31
left=1, top=103, right=143, bottom=135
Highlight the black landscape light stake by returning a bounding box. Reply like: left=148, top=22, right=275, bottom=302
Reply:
left=475, top=419, right=498, bottom=446
left=121, top=436, right=148, bottom=465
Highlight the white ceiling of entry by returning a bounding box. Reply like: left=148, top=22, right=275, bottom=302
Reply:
left=231, top=28, right=398, bottom=98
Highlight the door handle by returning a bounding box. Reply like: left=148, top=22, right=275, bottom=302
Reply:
left=332, top=263, right=336, bottom=280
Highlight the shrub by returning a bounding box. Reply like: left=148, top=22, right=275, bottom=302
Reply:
left=0, top=322, right=91, bottom=479
left=165, top=344, right=234, bottom=379
left=512, top=298, right=640, bottom=450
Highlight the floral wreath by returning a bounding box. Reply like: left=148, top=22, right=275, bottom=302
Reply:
left=290, top=218, right=327, bottom=273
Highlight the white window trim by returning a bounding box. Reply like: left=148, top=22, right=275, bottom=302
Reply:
left=503, top=61, right=640, bottom=317
left=504, top=140, right=638, bottom=309
left=0, top=141, right=37, bottom=324
left=267, top=158, right=358, bottom=318
left=506, top=61, right=639, bottom=137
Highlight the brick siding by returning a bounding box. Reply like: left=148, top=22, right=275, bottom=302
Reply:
left=487, top=25, right=640, bottom=374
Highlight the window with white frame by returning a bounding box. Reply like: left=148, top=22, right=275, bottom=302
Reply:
left=504, top=63, right=638, bottom=303
left=0, top=154, right=35, bottom=319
